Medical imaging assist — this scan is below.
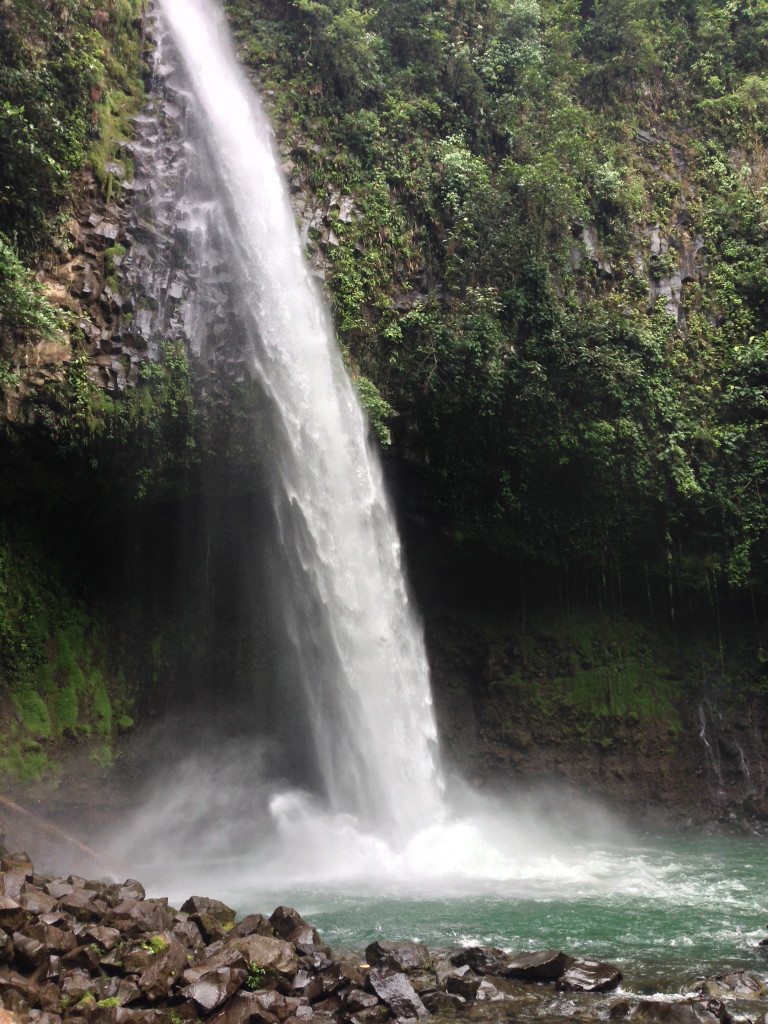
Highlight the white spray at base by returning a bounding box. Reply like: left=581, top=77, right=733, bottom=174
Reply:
left=104, top=0, right=634, bottom=896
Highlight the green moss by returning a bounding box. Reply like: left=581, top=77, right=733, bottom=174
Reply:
left=92, top=687, right=112, bottom=738
left=12, top=688, right=51, bottom=740
left=53, top=687, right=79, bottom=737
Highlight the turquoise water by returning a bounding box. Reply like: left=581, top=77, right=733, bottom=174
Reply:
left=207, top=833, right=768, bottom=996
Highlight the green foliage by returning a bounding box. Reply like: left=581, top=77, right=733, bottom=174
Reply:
left=0, top=0, right=144, bottom=253
left=141, top=935, right=170, bottom=954
left=0, top=521, right=132, bottom=778
left=245, top=964, right=267, bottom=991
left=0, top=235, right=67, bottom=338
left=36, top=339, right=199, bottom=501
left=354, top=375, right=395, bottom=445
left=219, top=0, right=768, bottom=595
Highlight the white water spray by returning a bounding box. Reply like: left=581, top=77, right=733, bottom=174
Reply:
left=156, top=0, right=443, bottom=839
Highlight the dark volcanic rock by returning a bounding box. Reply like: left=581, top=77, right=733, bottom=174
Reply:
left=422, top=990, right=467, bottom=1013
left=269, top=907, right=323, bottom=950
left=697, top=972, right=766, bottom=998
left=366, top=967, right=428, bottom=1020
left=633, top=999, right=731, bottom=1024
left=229, top=914, right=274, bottom=939
left=365, top=941, right=431, bottom=974
left=180, top=896, right=236, bottom=927
left=557, top=958, right=622, bottom=993
left=450, top=946, right=512, bottom=975
left=0, top=899, right=24, bottom=935
left=209, top=989, right=287, bottom=1024
left=504, top=949, right=574, bottom=981
left=136, top=938, right=188, bottom=1001
left=182, top=967, right=247, bottom=1013
left=229, top=935, right=298, bottom=976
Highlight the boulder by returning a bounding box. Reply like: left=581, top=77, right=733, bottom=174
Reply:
left=0, top=874, right=28, bottom=902
left=505, top=949, right=575, bottom=981
left=291, top=970, right=324, bottom=1003
left=315, top=962, right=365, bottom=996
left=172, top=919, right=205, bottom=955
left=57, top=891, right=106, bottom=922
left=209, top=990, right=286, bottom=1024
left=450, top=946, right=513, bottom=976
left=365, top=942, right=431, bottom=974
left=475, top=978, right=505, bottom=1001
left=633, top=999, right=731, bottom=1024
left=181, top=967, right=247, bottom=1013
left=61, top=944, right=102, bottom=972
left=421, top=990, right=466, bottom=1013
left=444, top=973, right=481, bottom=1000
left=1, top=856, right=33, bottom=879
left=344, top=990, right=379, bottom=1013
left=230, top=935, right=298, bottom=977
left=269, top=908, right=322, bottom=950
left=366, top=967, right=428, bottom=1020
left=179, top=897, right=236, bottom=928
left=697, top=972, right=766, bottom=999
left=18, top=889, right=57, bottom=916
left=0, top=898, right=24, bottom=934
left=182, top=946, right=247, bottom=985
left=557, top=958, right=622, bottom=993
left=78, top=926, right=122, bottom=952
left=136, top=939, right=187, bottom=1001
left=230, top=915, right=275, bottom=940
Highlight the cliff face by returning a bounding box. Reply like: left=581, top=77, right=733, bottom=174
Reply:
left=1, top=0, right=768, bottom=823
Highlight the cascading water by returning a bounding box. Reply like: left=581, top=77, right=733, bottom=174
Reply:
left=147, top=0, right=443, bottom=841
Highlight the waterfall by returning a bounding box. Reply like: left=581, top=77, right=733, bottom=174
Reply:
left=148, top=0, right=444, bottom=841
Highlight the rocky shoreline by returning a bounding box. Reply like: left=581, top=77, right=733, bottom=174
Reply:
left=0, top=848, right=765, bottom=1024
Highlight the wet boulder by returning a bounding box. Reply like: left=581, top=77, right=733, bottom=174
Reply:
left=697, top=972, right=766, bottom=999
left=19, top=887, right=58, bottom=916
left=504, top=950, right=575, bottom=982
left=107, top=901, right=173, bottom=938
left=136, top=938, right=188, bottom=1001
left=557, top=958, right=622, bottom=993
left=315, top=961, right=365, bottom=997
left=450, top=946, right=512, bottom=975
left=269, top=908, right=323, bottom=951
left=180, top=897, right=236, bottom=928
left=209, top=990, right=289, bottom=1024
left=421, top=990, right=466, bottom=1014
left=230, top=915, right=275, bottom=940
left=0, top=898, right=24, bottom=934
left=229, top=935, right=298, bottom=977
left=61, top=944, right=102, bottom=972
left=633, top=999, right=731, bottom=1024
left=1, top=856, right=33, bottom=880
left=365, top=942, right=431, bottom=974
left=444, top=972, right=482, bottom=1000
left=0, top=874, right=28, bottom=902
left=182, top=945, right=247, bottom=985
left=78, top=925, right=122, bottom=952
left=57, top=890, right=106, bottom=922
left=181, top=967, right=247, bottom=1013
left=366, top=967, right=428, bottom=1020
left=344, top=989, right=380, bottom=1013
